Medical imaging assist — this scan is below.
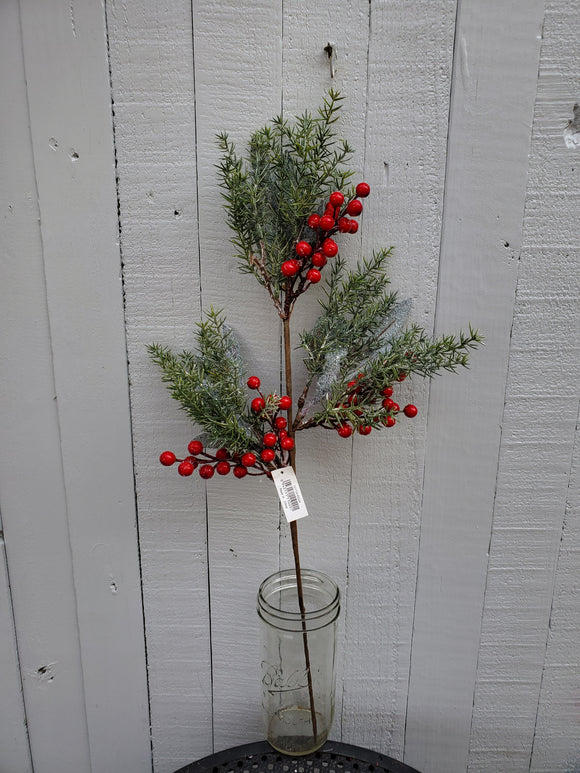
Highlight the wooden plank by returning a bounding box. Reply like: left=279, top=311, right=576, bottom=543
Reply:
left=530, top=418, right=580, bottom=772
left=104, top=0, right=211, bottom=770
left=404, top=1, right=547, bottom=771
left=191, top=0, right=284, bottom=750
left=341, top=0, right=457, bottom=758
left=0, top=1, right=92, bottom=770
left=469, top=0, right=580, bottom=768
left=0, top=11, right=34, bottom=770
left=18, top=1, right=151, bottom=770
left=0, top=533, right=33, bottom=773
left=280, top=0, right=371, bottom=744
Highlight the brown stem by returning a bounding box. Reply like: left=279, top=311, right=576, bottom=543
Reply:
left=292, top=381, right=312, bottom=432
left=283, top=316, right=318, bottom=741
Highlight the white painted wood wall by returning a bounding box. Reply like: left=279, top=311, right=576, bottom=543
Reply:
left=1, top=1, right=578, bottom=772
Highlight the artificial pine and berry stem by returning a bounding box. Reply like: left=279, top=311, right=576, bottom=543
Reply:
left=148, top=90, right=482, bottom=741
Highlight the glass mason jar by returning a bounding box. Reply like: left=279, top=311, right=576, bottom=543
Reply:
left=257, top=568, right=340, bottom=755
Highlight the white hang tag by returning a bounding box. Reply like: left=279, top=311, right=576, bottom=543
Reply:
left=271, top=467, right=309, bottom=523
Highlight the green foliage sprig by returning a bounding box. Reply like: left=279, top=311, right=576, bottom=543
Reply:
left=150, top=94, right=482, bottom=478
left=147, top=309, right=257, bottom=454
left=216, top=90, right=353, bottom=307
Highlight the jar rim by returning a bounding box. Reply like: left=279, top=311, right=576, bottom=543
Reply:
left=257, top=568, right=340, bottom=625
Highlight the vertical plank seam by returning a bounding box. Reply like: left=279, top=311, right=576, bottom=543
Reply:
left=102, top=2, right=154, bottom=769
left=528, top=395, right=580, bottom=772
left=465, top=243, right=523, bottom=772
left=190, top=0, right=215, bottom=752
left=0, top=522, right=34, bottom=771
left=402, top=0, right=462, bottom=758
left=339, top=0, right=372, bottom=740
left=16, top=1, right=93, bottom=765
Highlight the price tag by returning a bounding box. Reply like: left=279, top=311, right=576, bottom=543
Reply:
left=271, top=467, right=309, bottom=523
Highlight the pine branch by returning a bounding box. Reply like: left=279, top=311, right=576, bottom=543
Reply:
left=148, top=309, right=260, bottom=453
left=153, top=92, right=483, bottom=465
left=299, top=249, right=399, bottom=391
left=216, top=89, right=354, bottom=303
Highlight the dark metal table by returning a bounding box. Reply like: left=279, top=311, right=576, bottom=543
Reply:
left=174, top=740, right=421, bottom=773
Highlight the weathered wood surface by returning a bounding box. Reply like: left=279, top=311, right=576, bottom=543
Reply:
left=1, top=0, right=150, bottom=771
left=468, top=1, right=580, bottom=770
left=1, top=0, right=579, bottom=772
left=404, top=1, right=547, bottom=771
left=342, top=0, right=456, bottom=758
left=105, top=1, right=211, bottom=770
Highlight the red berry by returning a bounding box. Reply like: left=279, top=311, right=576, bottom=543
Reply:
left=216, top=461, right=231, bottom=475
left=337, top=424, right=353, bottom=438
left=403, top=404, right=418, bottom=418
left=280, top=436, right=294, bottom=451
left=275, top=416, right=287, bottom=429
left=241, top=452, right=256, bottom=467
left=319, top=215, right=335, bottom=231
left=358, top=425, right=372, bottom=436
left=159, top=451, right=176, bottom=466
left=356, top=182, right=371, bottom=198
left=279, top=395, right=292, bottom=410
left=261, top=448, right=275, bottom=463
left=281, top=259, right=300, bottom=277
left=263, top=432, right=277, bottom=447
left=346, top=199, right=363, bottom=216
left=349, top=220, right=359, bottom=233
left=178, top=460, right=195, bottom=476
left=307, top=213, right=320, bottom=229
left=397, top=372, right=408, bottom=382
left=251, top=397, right=265, bottom=413
left=233, top=465, right=247, bottom=479
left=391, top=402, right=400, bottom=413
left=307, top=269, right=322, bottom=284
left=247, top=376, right=261, bottom=390
left=278, top=429, right=288, bottom=439
left=385, top=415, right=396, bottom=427
left=214, top=448, right=228, bottom=460
left=382, top=398, right=395, bottom=410
left=329, top=191, right=345, bottom=206
left=184, top=455, right=198, bottom=468
left=322, top=239, right=338, bottom=257
left=337, top=217, right=351, bottom=233
left=381, top=386, right=393, bottom=397
left=296, top=241, right=313, bottom=257
left=188, top=440, right=204, bottom=455
left=198, top=464, right=214, bottom=479
left=311, top=252, right=327, bottom=268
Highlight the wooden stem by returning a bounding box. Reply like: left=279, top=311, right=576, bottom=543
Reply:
left=283, top=316, right=318, bottom=741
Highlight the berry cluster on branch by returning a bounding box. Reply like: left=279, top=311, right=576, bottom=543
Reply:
left=150, top=92, right=483, bottom=482
left=158, top=377, right=298, bottom=479
left=279, top=182, right=370, bottom=302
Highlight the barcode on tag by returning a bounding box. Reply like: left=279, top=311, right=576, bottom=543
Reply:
left=271, top=467, right=309, bottom=523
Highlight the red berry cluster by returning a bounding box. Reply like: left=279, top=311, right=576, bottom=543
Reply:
left=333, top=372, right=418, bottom=438
left=246, top=375, right=295, bottom=462
left=158, top=375, right=295, bottom=481
left=280, top=182, right=371, bottom=286
left=159, top=441, right=268, bottom=479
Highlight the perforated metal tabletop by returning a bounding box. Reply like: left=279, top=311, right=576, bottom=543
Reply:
left=174, top=740, right=421, bottom=773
